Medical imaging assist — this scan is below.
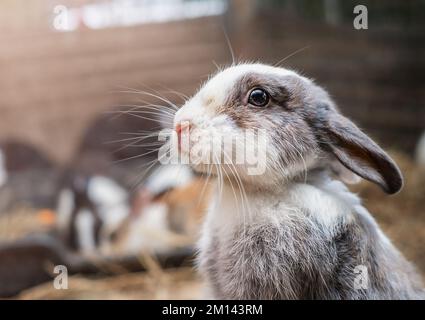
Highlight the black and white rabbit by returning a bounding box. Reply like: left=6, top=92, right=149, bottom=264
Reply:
left=171, top=63, right=424, bottom=299
left=56, top=172, right=130, bottom=255
left=0, top=140, right=59, bottom=212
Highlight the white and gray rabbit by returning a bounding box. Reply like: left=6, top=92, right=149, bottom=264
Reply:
left=172, top=63, right=424, bottom=299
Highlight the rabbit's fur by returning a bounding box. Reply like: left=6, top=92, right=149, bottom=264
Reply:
left=198, top=171, right=424, bottom=299
left=172, top=63, right=424, bottom=299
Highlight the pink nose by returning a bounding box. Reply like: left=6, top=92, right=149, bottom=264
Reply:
left=175, top=122, right=191, bottom=149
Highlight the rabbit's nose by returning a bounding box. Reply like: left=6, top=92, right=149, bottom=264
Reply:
left=175, top=121, right=192, bottom=150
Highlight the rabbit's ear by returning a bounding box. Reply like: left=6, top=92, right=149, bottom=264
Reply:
left=329, top=160, right=361, bottom=185
left=315, top=107, right=403, bottom=194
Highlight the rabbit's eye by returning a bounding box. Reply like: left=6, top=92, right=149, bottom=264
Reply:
left=248, top=88, right=269, bottom=107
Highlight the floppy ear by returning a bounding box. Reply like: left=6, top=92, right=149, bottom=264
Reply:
left=314, top=107, right=403, bottom=194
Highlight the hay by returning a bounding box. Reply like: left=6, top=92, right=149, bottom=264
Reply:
left=0, top=207, right=53, bottom=242
left=17, top=267, right=202, bottom=300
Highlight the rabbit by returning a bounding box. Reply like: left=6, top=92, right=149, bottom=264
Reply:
left=105, top=164, right=208, bottom=255
left=56, top=172, right=130, bottom=255
left=75, top=106, right=164, bottom=189
left=55, top=105, right=165, bottom=255
left=0, top=140, right=60, bottom=212
left=171, top=63, right=425, bottom=299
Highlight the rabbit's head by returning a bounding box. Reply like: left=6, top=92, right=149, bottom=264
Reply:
left=173, top=64, right=402, bottom=193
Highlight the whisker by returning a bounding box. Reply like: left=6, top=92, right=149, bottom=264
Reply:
left=118, top=89, right=180, bottom=111
left=212, top=60, right=221, bottom=72
left=116, top=130, right=162, bottom=136
left=134, top=83, right=184, bottom=108
left=112, top=147, right=161, bottom=164
left=104, top=134, right=159, bottom=145
left=198, top=162, right=213, bottom=209
left=223, top=149, right=250, bottom=227
left=213, top=153, right=224, bottom=210
left=222, top=26, right=236, bottom=65
left=108, top=109, right=175, bottom=121
left=104, top=111, right=164, bottom=123
left=129, top=150, right=170, bottom=191
left=156, top=84, right=190, bottom=101
left=118, top=103, right=177, bottom=116
left=274, top=46, right=310, bottom=67
left=222, top=163, right=241, bottom=217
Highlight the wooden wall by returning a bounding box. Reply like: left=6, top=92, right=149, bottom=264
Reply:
left=0, top=0, right=423, bottom=164
left=0, top=0, right=229, bottom=163
left=228, top=0, right=425, bottom=153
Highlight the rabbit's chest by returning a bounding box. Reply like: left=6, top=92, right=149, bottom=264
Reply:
left=199, top=210, right=329, bottom=299
left=199, top=203, right=327, bottom=298
left=198, top=181, right=353, bottom=299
